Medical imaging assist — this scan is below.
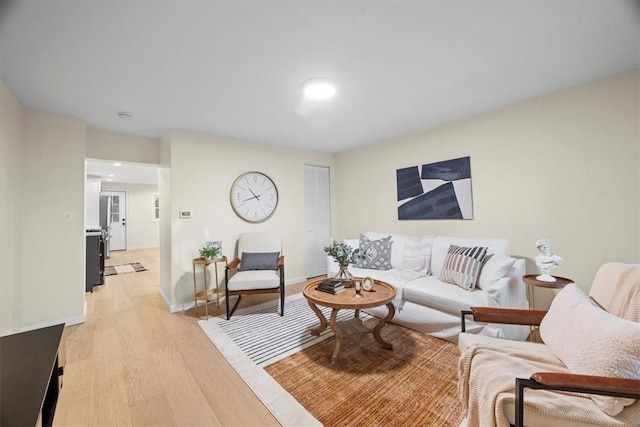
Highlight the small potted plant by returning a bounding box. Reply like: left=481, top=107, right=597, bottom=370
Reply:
left=199, top=245, right=220, bottom=260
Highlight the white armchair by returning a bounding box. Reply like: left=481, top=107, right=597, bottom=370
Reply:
left=458, top=262, right=640, bottom=427
left=224, top=233, right=284, bottom=320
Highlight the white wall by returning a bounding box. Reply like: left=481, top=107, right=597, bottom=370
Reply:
left=86, top=127, right=160, bottom=165
left=101, top=182, right=160, bottom=250
left=335, top=71, right=640, bottom=303
left=0, top=81, right=24, bottom=335
left=21, top=110, right=86, bottom=330
left=161, top=129, right=337, bottom=311
left=85, top=178, right=101, bottom=228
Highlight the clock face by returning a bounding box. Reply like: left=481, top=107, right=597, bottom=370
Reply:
left=230, top=172, right=279, bottom=223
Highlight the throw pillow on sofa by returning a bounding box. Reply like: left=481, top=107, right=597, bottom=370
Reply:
left=477, top=254, right=516, bottom=290
left=539, top=283, right=640, bottom=416
left=440, top=244, right=488, bottom=291
left=356, top=234, right=392, bottom=270
left=402, top=235, right=434, bottom=273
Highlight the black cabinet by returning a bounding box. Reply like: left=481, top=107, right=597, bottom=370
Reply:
left=86, top=233, right=105, bottom=292
left=1, top=324, right=64, bottom=427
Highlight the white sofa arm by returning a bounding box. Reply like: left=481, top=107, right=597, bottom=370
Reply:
left=326, top=256, right=339, bottom=277
left=485, top=258, right=528, bottom=309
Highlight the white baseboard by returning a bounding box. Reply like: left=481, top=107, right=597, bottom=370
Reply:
left=285, top=276, right=307, bottom=286
left=126, top=245, right=160, bottom=251
left=20, top=312, right=86, bottom=333
left=160, top=277, right=305, bottom=314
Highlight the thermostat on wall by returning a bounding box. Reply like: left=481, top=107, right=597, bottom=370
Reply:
left=179, top=210, right=192, bottom=219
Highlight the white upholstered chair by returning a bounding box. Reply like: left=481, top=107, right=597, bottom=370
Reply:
left=459, top=262, right=640, bottom=427
left=224, top=232, right=284, bottom=320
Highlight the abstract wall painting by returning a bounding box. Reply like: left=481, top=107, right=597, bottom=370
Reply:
left=396, top=156, right=473, bottom=220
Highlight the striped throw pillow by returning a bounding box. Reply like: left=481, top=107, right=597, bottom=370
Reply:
left=440, top=245, right=488, bottom=291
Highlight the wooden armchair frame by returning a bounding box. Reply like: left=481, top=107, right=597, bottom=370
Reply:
left=461, top=307, right=640, bottom=427
left=225, top=255, right=285, bottom=320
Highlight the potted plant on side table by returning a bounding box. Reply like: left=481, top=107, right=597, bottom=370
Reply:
left=199, top=245, right=220, bottom=260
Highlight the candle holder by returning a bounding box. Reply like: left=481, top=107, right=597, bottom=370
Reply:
left=354, top=281, right=363, bottom=298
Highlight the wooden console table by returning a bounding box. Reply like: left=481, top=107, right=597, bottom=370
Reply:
left=1, top=324, right=64, bottom=427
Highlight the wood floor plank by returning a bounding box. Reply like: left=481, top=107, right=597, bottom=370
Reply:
left=150, top=345, right=221, bottom=426
left=89, top=327, right=133, bottom=427
left=54, top=248, right=285, bottom=427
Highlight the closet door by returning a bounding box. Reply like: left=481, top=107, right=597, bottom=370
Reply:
left=304, top=165, right=331, bottom=278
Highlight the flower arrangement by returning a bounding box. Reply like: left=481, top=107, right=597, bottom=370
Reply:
left=323, top=241, right=364, bottom=266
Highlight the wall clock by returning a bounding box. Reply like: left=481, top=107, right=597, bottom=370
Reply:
left=230, top=172, right=279, bottom=223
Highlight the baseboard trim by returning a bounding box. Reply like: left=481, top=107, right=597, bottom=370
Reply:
left=160, top=276, right=306, bottom=314
left=20, top=313, right=86, bottom=333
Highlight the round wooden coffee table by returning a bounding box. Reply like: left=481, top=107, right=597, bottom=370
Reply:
left=303, top=278, right=396, bottom=364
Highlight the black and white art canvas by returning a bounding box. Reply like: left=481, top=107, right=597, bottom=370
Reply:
left=396, top=156, right=473, bottom=220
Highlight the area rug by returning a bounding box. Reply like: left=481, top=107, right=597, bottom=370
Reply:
left=104, top=262, right=147, bottom=276
left=198, top=293, right=464, bottom=427
left=265, top=322, right=464, bottom=427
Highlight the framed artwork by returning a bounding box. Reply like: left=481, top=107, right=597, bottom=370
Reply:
left=396, top=156, right=473, bottom=220
left=206, top=241, right=222, bottom=257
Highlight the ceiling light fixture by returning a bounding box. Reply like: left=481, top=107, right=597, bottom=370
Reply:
left=117, top=111, right=133, bottom=120
left=114, top=163, right=122, bottom=167
left=302, top=78, right=336, bottom=100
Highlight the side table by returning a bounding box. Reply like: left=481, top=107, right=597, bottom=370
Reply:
left=522, top=274, right=573, bottom=309
left=193, top=256, right=227, bottom=319
left=522, top=274, right=573, bottom=342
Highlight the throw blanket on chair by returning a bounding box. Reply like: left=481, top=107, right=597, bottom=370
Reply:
left=591, top=262, right=640, bottom=322
left=458, top=344, right=640, bottom=427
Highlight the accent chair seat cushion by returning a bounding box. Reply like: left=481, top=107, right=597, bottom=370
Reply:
left=227, top=270, right=280, bottom=291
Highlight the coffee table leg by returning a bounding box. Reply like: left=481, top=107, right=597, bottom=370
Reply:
left=307, top=301, right=327, bottom=336
left=373, top=302, right=395, bottom=350
left=330, top=308, right=342, bottom=364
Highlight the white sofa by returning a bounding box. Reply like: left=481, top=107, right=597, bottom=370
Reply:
left=327, top=232, right=530, bottom=342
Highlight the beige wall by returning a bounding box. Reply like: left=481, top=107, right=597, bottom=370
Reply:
left=21, top=110, right=86, bottom=328
left=0, top=81, right=24, bottom=335
left=86, top=127, right=160, bottom=165
left=161, top=129, right=337, bottom=310
left=101, top=182, right=160, bottom=250
left=336, top=71, right=640, bottom=303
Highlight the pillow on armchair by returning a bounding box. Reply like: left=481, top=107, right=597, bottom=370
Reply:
left=540, top=283, right=640, bottom=416
left=239, top=252, right=280, bottom=271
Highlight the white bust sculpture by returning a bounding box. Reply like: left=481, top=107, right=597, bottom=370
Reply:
left=535, top=239, right=563, bottom=282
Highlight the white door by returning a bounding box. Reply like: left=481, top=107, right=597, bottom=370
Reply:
left=304, top=165, right=331, bottom=278
left=102, top=190, right=127, bottom=251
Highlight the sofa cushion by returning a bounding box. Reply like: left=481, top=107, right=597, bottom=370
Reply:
left=440, top=245, right=488, bottom=290
left=402, top=276, right=493, bottom=316
left=356, top=234, right=392, bottom=270
left=477, top=254, right=516, bottom=290
left=431, top=236, right=509, bottom=278
left=540, top=283, right=640, bottom=416
left=402, top=235, right=435, bottom=273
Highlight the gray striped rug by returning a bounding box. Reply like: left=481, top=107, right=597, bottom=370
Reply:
left=202, top=293, right=372, bottom=367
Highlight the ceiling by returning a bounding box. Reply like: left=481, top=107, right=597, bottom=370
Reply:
left=1, top=1, right=638, bottom=156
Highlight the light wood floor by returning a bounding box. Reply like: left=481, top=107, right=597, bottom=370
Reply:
left=54, top=248, right=307, bottom=426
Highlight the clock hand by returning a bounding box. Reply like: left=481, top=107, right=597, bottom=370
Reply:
left=240, top=196, right=258, bottom=202
left=248, top=188, right=261, bottom=200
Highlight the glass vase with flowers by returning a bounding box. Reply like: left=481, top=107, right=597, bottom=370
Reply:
left=323, top=240, right=365, bottom=287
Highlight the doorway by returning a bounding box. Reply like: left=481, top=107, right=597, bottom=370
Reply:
left=304, top=165, right=331, bottom=278
left=101, top=190, right=127, bottom=251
